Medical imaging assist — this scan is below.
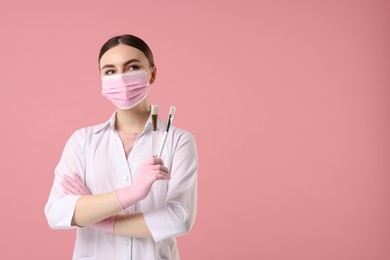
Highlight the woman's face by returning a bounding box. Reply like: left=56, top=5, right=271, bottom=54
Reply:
left=99, top=44, right=155, bottom=83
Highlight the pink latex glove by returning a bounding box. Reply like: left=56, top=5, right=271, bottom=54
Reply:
left=61, top=173, right=116, bottom=233
left=116, top=157, right=170, bottom=209
left=62, top=173, right=91, bottom=195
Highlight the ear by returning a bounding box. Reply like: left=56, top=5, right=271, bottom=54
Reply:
left=150, top=67, right=157, bottom=84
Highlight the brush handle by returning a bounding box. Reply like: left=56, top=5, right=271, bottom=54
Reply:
left=157, top=131, right=168, bottom=158
left=152, top=131, right=157, bottom=157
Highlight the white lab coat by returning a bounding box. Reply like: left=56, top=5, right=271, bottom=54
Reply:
left=44, top=111, right=198, bottom=260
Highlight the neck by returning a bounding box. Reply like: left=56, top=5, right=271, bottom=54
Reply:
left=115, top=100, right=151, bottom=133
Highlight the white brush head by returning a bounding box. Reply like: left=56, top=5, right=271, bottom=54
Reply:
left=169, top=106, right=176, bottom=117
left=151, top=105, right=158, bottom=115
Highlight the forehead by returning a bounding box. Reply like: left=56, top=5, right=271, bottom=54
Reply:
left=99, top=44, right=148, bottom=67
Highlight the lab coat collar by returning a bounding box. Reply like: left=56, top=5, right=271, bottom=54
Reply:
left=92, top=110, right=165, bottom=134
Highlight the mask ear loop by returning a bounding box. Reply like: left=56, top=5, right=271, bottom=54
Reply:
left=147, top=66, right=155, bottom=73
left=148, top=66, right=156, bottom=84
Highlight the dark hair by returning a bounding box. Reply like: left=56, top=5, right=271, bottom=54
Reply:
left=98, top=34, right=154, bottom=67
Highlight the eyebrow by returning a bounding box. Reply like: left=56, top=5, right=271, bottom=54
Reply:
left=101, top=59, right=142, bottom=70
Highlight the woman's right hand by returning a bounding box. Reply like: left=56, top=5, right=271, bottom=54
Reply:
left=116, top=157, right=170, bottom=209
left=62, top=172, right=91, bottom=195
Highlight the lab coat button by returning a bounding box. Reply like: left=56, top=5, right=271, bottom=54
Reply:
left=122, top=175, right=128, bottom=181
left=123, top=240, right=129, bottom=247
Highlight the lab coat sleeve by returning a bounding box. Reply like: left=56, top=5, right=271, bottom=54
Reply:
left=44, top=130, right=85, bottom=229
left=144, top=131, right=198, bottom=242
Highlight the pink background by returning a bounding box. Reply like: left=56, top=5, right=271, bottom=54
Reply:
left=1, top=0, right=389, bottom=259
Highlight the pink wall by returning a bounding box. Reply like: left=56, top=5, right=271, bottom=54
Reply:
left=1, top=0, right=389, bottom=259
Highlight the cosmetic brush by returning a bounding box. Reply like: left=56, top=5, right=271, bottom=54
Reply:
left=151, top=105, right=159, bottom=157
left=157, top=106, right=176, bottom=158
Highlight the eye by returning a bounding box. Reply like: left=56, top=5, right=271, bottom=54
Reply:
left=126, top=65, right=141, bottom=71
left=104, top=69, right=116, bottom=75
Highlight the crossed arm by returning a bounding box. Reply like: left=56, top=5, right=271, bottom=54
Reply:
left=45, top=131, right=198, bottom=241
left=62, top=157, right=169, bottom=238
left=75, top=193, right=152, bottom=238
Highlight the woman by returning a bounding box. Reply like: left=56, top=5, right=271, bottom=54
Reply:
left=44, top=34, right=198, bottom=260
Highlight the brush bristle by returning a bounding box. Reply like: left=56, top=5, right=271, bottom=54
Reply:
left=169, top=106, right=176, bottom=117
left=151, top=105, right=158, bottom=115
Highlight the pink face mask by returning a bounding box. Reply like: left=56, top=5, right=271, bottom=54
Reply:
left=101, top=69, right=151, bottom=110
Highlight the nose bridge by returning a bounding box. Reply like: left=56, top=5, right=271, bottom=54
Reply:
left=118, top=66, right=126, bottom=74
